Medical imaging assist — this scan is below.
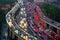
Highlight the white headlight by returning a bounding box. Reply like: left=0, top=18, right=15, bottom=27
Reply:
left=23, top=8, right=25, bottom=10
left=14, top=30, right=18, bottom=34
left=20, top=12, right=23, bottom=14
left=5, top=32, right=8, bottom=36
left=21, top=8, right=24, bottom=11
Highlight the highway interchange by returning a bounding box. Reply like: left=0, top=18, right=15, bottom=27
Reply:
left=6, top=0, right=60, bottom=40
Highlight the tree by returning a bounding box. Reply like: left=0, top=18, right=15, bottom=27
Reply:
left=39, top=4, right=60, bottom=32
left=0, top=0, right=16, bottom=5
left=41, top=4, right=60, bottom=22
left=28, top=0, right=33, bottom=2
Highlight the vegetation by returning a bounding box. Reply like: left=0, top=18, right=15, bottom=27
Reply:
left=28, top=0, right=33, bottom=2
left=40, top=4, right=60, bottom=32
left=0, top=0, right=16, bottom=24
left=0, top=0, right=16, bottom=36
left=40, top=4, right=60, bottom=23
left=0, top=0, right=16, bottom=5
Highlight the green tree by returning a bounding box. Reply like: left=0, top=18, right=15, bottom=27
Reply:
left=41, top=4, right=60, bottom=22
left=28, top=0, right=33, bottom=2
left=39, top=4, right=60, bottom=32
left=0, top=0, right=16, bottom=5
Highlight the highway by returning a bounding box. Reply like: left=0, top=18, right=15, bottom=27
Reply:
left=27, top=3, right=60, bottom=40
left=6, top=0, right=60, bottom=40
left=34, top=11, right=60, bottom=40
left=36, top=6, right=60, bottom=30
left=6, top=0, right=40, bottom=40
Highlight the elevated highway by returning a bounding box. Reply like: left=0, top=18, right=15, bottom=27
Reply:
left=6, top=0, right=60, bottom=40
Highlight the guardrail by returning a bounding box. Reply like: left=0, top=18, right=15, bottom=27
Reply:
left=6, top=1, right=38, bottom=40
left=27, top=3, right=60, bottom=40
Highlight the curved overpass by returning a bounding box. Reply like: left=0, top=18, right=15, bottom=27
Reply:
left=6, top=0, right=60, bottom=40
left=27, top=3, right=60, bottom=40
left=36, top=6, right=60, bottom=30
left=6, top=1, right=38, bottom=40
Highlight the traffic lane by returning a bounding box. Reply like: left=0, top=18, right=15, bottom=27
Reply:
left=11, top=17, right=37, bottom=39
left=36, top=6, right=60, bottom=29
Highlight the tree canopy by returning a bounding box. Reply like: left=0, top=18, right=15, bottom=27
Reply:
left=40, top=4, right=60, bottom=23
left=0, top=0, right=16, bottom=4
